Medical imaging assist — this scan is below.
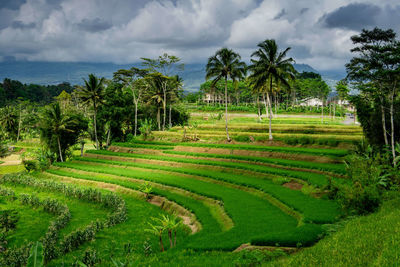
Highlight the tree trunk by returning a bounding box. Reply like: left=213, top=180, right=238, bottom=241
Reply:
left=390, top=87, right=396, bottom=165
left=169, top=105, right=172, bottom=129
left=17, top=105, right=22, bottom=142
left=224, top=78, right=230, bottom=142
left=106, top=127, right=111, bottom=147
left=157, top=107, right=161, bottom=131
left=333, top=102, right=336, bottom=119
left=80, top=142, right=84, bottom=157
left=262, top=93, right=268, bottom=120
left=274, top=94, right=277, bottom=115
left=93, top=102, right=99, bottom=150
left=134, top=101, right=138, bottom=137
left=321, top=99, right=324, bottom=124
left=257, top=95, right=262, bottom=122
left=159, top=234, right=164, bottom=252
left=57, top=136, right=63, bottom=162
left=174, top=230, right=177, bottom=247
left=163, top=88, right=166, bottom=131
left=168, top=230, right=173, bottom=248
left=380, top=99, right=389, bottom=146
left=268, top=91, right=273, bottom=140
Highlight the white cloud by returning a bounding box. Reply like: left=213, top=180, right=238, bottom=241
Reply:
left=0, top=0, right=399, bottom=71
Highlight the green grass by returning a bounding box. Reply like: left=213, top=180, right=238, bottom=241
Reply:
left=266, top=195, right=400, bottom=266
left=71, top=155, right=340, bottom=224
left=0, top=196, right=54, bottom=248
left=0, top=165, right=25, bottom=175
left=162, top=150, right=346, bottom=174
left=116, top=140, right=349, bottom=157
left=84, top=150, right=338, bottom=187
left=51, top=160, right=324, bottom=250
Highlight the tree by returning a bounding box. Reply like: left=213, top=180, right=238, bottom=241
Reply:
left=143, top=73, right=166, bottom=130
left=346, top=27, right=400, bottom=164
left=336, top=80, right=350, bottom=117
left=39, top=103, right=87, bottom=162
left=248, top=39, right=296, bottom=140
left=142, top=54, right=184, bottom=131
left=0, top=105, right=18, bottom=141
left=206, top=48, right=246, bottom=141
left=114, top=67, right=148, bottom=137
left=78, top=74, right=105, bottom=150
left=168, top=75, right=183, bottom=128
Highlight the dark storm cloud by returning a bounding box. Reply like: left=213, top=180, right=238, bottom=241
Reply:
left=274, top=9, right=286, bottom=20
left=300, top=8, right=308, bottom=15
left=0, top=0, right=26, bottom=10
left=76, top=18, right=112, bottom=32
left=11, top=20, right=36, bottom=29
left=321, top=3, right=380, bottom=30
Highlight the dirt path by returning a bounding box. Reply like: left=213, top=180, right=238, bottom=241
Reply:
left=0, top=154, right=22, bottom=166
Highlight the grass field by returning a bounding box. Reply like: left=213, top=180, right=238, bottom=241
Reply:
left=2, top=114, right=387, bottom=266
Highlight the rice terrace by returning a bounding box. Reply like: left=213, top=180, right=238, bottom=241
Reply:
left=0, top=1, right=400, bottom=266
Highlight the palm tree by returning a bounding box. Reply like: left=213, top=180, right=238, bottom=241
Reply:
left=248, top=39, right=296, bottom=140
left=144, top=73, right=167, bottom=131
left=206, top=48, right=246, bottom=141
left=168, top=75, right=183, bottom=128
left=40, top=103, right=75, bottom=162
left=78, top=74, right=105, bottom=150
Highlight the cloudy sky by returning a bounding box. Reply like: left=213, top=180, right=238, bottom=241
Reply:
left=0, top=0, right=399, bottom=71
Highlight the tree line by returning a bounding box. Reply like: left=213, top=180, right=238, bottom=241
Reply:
left=0, top=54, right=189, bottom=162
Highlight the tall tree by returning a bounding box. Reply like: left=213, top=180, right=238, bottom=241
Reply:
left=78, top=74, right=105, bottom=150
left=346, top=28, right=400, bottom=163
left=206, top=48, right=246, bottom=141
left=39, top=103, right=87, bottom=162
left=142, top=54, right=184, bottom=131
left=249, top=39, right=296, bottom=140
left=114, top=67, right=148, bottom=136
left=143, top=73, right=167, bottom=131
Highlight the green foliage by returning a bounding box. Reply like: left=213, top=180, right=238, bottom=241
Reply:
left=39, top=102, right=88, bottom=162
left=22, top=160, right=39, bottom=173
left=0, top=209, right=19, bottom=232
left=27, top=242, right=44, bottom=267
left=139, top=119, right=152, bottom=140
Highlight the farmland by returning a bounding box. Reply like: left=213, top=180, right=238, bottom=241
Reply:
left=0, top=112, right=368, bottom=265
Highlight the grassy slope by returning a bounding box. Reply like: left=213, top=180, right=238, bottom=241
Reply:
left=266, top=196, right=400, bottom=266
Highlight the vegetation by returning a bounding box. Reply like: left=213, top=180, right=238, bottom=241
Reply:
left=0, top=28, right=399, bottom=266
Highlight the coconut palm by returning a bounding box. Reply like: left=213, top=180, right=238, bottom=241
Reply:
left=206, top=48, right=246, bottom=141
left=248, top=39, right=296, bottom=140
left=78, top=74, right=105, bottom=150
left=40, top=103, right=76, bottom=162
left=144, top=73, right=167, bottom=130
left=168, top=75, right=183, bottom=128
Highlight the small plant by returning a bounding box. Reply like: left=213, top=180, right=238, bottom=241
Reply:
left=0, top=209, right=19, bottom=232
left=80, top=248, right=100, bottom=267
left=145, top=220, right=164, bottom=252
left=27, top=242, right=44, bottom=267
left=23, top=160, right=39, bottom=173
left=139, top=119, right=152, bottom=141
left=139, top=182, right=153, bottom=200
left=142, top=239, right=153, bottom=257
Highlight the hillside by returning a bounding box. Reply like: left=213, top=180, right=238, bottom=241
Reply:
left=0, top=61, right=345, bottom=92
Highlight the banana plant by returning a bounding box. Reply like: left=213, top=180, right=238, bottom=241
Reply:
left=27, top=242, right=44, bottom=267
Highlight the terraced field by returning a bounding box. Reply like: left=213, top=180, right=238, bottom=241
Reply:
left=157, top=116, right=362, bottom=145
left=29, top=141, right=348, bottom=257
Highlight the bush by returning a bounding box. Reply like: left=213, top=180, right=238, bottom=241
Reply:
left=331, top=152, right=387, bottom=215
left=22, top=160, right=38, bottom=173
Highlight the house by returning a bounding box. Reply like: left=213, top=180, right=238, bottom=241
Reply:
left=298, top=97, right=323, bottom=107
left=202, top=93, right=232, bottom=104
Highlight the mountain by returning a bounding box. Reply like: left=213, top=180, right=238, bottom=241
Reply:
left=0, top=61, right=345, bottom=92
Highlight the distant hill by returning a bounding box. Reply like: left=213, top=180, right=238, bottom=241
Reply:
left=0, top=61, right=345, bottom=92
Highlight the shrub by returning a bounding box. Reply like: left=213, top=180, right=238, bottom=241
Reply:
left=22, top=160, right=38, bottom=173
